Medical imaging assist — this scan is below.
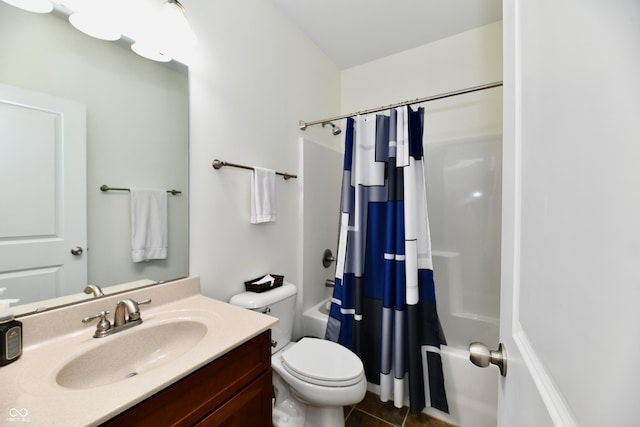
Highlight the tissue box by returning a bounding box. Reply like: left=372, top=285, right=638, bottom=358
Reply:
left=244, top=274, right=284, bottom=293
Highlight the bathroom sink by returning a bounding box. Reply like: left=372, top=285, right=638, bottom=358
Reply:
left=7, top=282, right=279, bottom=427
left=56, top=320, right=208, bottom=389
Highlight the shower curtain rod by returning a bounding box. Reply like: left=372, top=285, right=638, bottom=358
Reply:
left=299, top=80, right=503, bottom=130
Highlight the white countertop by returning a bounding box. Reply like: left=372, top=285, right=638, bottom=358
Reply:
left=0, top=277, right=277, bottom=426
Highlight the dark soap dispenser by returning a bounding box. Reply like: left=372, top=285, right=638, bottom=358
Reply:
left=0, top=288, right=22, bottom=366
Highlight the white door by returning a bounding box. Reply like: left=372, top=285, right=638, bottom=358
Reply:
left=494, top=1, right=640, bottom=426
left=0, top=83, right=87, bottom=304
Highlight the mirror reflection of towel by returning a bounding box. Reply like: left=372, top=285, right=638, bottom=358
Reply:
left=251, top=167, right=276, bottom=223
left=130, top=188, right=168, bottom=262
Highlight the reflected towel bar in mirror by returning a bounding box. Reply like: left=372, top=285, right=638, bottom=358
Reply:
left=212, top=159, right=297, bottom=180
left=100, top=185, right=182, bottom=195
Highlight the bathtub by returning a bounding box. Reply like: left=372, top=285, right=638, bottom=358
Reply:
left=302, top=298, right=498, bottom=427
left=303, top=297, right=331, bottom=338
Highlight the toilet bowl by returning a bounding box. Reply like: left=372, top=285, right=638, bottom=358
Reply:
left=229, top=283, right=366, bottom=427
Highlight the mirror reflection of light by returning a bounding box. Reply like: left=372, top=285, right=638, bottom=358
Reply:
left=472, top=191, right=483, bottom=198
left=68, top=0, right=122, bottom=41
left=2, top=0, right=197, bottom=64
left=131, top=42, right=172, bottom=63
left=1, top=0, right=52, bottom=13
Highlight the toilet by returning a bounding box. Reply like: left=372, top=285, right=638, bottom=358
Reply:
left=229, top=283, right=366, bottom=427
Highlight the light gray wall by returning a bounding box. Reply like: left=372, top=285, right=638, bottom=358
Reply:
left=341, top=21, right=503, bottom=139
left=186, top=0, right=341, bottom=307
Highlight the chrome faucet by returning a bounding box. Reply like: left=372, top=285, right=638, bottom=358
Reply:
left=114, top=298, right=151, bottom=327
left=84, top=284, right=104, bottom=298
left=82, top=298, right=151, bottom=338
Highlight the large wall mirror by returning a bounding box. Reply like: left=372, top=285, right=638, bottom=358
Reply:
left=0, top=3, right=189, bottom=315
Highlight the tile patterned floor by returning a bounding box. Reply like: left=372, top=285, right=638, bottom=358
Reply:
left=344, top=392, right=455, bottom=427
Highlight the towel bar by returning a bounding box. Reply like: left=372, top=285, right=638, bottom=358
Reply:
left=100, top=185, right=182, bottom=195
left=212, top=159, right=297, bottom=180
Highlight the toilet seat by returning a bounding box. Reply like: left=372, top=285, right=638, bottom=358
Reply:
left=281, top=338, right=364, bottom=387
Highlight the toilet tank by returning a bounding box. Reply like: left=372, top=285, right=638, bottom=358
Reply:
left=229, top=282, right=297, bottom=354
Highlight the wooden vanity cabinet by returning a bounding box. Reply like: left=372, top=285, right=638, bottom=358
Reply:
left=101, top=330, right=272, bottom=427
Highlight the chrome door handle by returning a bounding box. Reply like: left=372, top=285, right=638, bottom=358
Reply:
left=469, top=342, right=507, bottom=377
left=70, top=246, right=84, bottom=256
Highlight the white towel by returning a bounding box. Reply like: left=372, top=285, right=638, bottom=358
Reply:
left=130, top=188, right=168, bottom=262
left=251, top=167, right=276, bottom=223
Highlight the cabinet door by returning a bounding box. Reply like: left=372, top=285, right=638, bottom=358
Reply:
left=196, top=370, right=273, bottom=427
left=100, top=331, right=271, bottom=427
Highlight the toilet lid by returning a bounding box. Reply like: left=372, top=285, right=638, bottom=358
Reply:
left=281, top=338, right=364, bottom=386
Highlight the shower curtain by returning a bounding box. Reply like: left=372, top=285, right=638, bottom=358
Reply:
left=325, top=106, right=448, bottom=414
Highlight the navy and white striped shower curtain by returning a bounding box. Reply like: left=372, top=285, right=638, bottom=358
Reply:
left=325, top=106, right=448, bottom=413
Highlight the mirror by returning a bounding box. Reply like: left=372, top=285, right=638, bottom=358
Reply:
left=0, top=3, right=189, bottom=315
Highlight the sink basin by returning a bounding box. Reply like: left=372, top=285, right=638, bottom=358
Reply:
left=56, top=320, right=208, bottom=389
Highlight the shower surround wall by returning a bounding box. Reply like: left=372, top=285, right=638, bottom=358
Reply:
left=341, top=22, right=503, bottom=427
left=299, top=138, right=343, bottom=335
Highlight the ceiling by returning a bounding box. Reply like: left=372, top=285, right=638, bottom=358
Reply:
left=270, top=0, right=502, bottom=69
